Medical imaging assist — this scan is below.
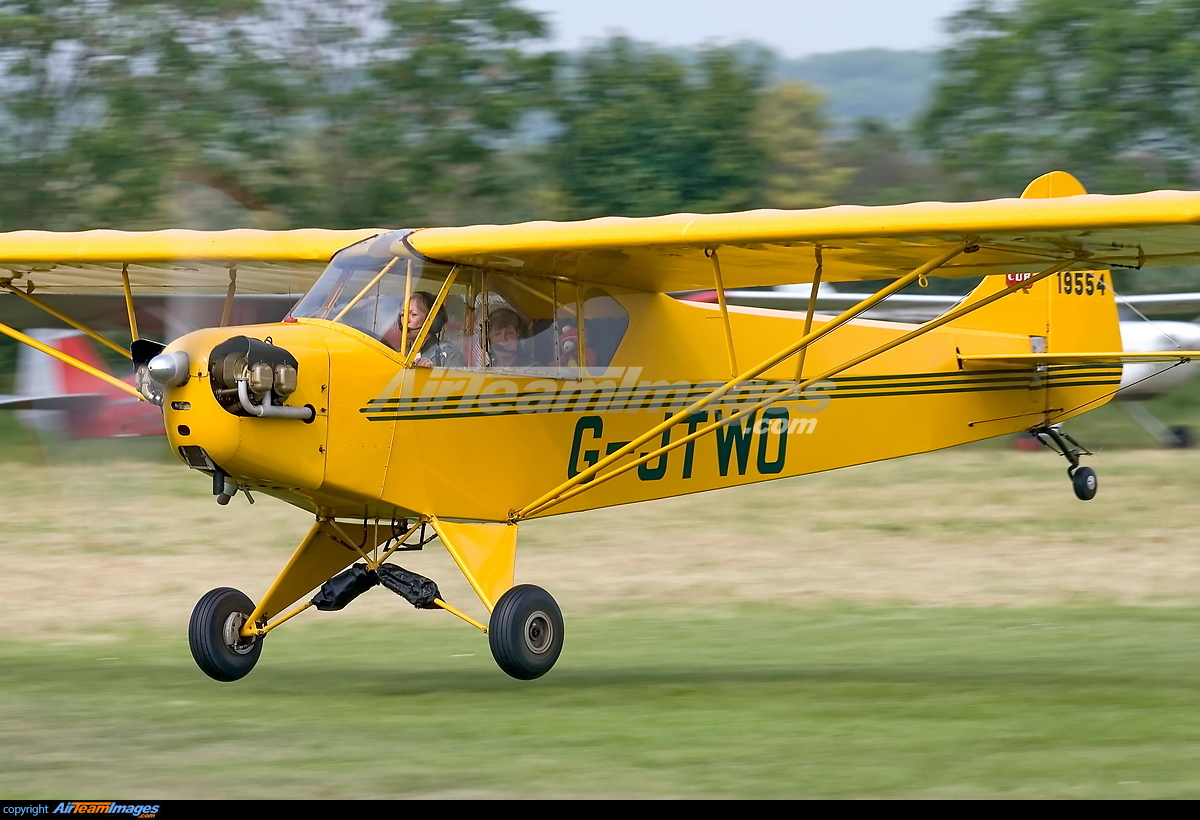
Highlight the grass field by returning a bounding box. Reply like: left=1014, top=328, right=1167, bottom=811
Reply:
left=3, top=607, right=1200, bottom=798
left=1, top=418, right=1200, bottom=797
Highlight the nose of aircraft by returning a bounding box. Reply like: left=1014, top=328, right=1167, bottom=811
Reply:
left=148, top=350, right=190, bottom=387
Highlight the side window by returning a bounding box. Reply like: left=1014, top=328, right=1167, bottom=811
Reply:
left=400, top=271, right=482, bottom=368
left=465, top=275, right=629, bottom=375
left=531, top=281, right=580, bottom=370
left=582, top=288, right=628, bottom=369
left=474, top=274, right=541, bottom=371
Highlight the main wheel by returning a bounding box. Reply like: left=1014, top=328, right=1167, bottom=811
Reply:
left=1071, top=466, right=1098, bottom=501
left=488, top=585, right=564, bottom=680
left=189, top=587, right=263, bottom=682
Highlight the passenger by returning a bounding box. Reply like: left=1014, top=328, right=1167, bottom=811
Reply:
left=487, top=307, right=534, bottom=368
left=387, top=291, right=465, bottom=368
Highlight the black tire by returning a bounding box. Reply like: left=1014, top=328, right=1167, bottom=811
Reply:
left=1071, top=466, right=1098, bottom=501
left=189, top=587, right=263, bottom=682
left=488, top=585, right=564, bottom=680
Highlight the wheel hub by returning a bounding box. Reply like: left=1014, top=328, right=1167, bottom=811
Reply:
left=222, top=611, right=257, bottom=655
left=523, top=611, right=553, bottom=655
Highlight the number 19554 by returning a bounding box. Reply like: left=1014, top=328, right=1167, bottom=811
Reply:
left=1057, top=271, right=1107, bottom=296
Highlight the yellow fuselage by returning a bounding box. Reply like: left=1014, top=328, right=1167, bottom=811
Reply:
left=160, top=290, right=1118, bottom=523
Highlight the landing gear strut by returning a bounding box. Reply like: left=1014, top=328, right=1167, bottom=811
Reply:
left=1032, top=425, right=1097, bottom=501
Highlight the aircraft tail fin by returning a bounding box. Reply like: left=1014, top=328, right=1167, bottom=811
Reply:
left=949, top=172, right=1122, bottom=421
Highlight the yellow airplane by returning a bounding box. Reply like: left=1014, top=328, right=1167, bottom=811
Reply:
left=1, top=170, right=1199, bottom=683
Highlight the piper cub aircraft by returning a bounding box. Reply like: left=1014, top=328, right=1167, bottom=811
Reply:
left=1, top=171, right=1198, bottom=684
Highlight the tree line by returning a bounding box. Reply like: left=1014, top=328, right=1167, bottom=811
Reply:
left=2, top=0, right=1200, bottom=234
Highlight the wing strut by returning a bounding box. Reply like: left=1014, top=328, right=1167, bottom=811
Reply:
left=707, top=248, right=738, bottom=378
left=0, top=320, right=144, bottom=400
left=515, top=254, right=1081, bottom=520
left=0, top=281, right=132, bottom=359
left=794, top=245, right=823, bottom=380
left=120, top=264, right=139, bottom=340
left=219, top=267, right=237, bottom=327
left=512, top=241, right=980, bottom=521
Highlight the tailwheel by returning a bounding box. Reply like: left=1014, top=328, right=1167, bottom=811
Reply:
left=1071, top=466, right=1098, bottom=501
left=189, top=587, right=263, bottom=682
left=488, top=585, right=564, bottom=680
left=1032, top=425, right=1098, bottom=502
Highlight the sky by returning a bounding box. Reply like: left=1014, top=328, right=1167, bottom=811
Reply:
left=517, top=0, right=974, bottom=58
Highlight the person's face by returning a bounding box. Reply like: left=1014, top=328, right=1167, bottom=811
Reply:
left=490, top=323, right=519, bottom=353
left=406, top=298, right=430, bottom=331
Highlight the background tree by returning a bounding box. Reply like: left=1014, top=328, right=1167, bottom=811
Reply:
left=751, top=81, right=849, bottom=210
left=919, top=0, right=1200, bottom=197
left=0, top=1, right=262, bottom=229
left=273, top=0, right=556, bottom=228
left=0, top=0, right=556, bottom=230
left=831, top=117, right=953, bottom=206
left=550, top=38, right=769, bottom=219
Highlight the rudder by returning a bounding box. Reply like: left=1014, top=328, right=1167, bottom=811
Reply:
left=948, top=171, right=1122, bottom=421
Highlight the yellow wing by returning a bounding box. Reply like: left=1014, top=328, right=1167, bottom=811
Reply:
left=6, top=172, right=1200, bottom=298
left=405, top=173, right=1200, bottom=292
left=0, top=228, right=382, bottom=295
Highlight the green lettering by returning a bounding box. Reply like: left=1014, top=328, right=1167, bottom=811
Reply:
left=681, top=412, right=708, bottom=479
left=638, top=414, right=672, bottom=481
left=568, top=416, right=604, bottom=482
left=756, top=408, right=788, bottom=474
left=715, top=410, right=757, bottom=476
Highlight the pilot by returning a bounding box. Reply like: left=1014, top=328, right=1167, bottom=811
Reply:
left=389, top=291, right=465, bottom=368
left=487, top=307, right=534, bottom=368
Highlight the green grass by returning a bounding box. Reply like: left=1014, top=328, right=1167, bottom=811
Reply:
left=0, top=368, right=1197, bottom=798
left=2, top=606, right=1200, bottom=798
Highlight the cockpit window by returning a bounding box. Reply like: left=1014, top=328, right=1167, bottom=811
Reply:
left=471, top=275, right=628, bottom=374
left=290, top=231, right=463, bottom=359
left=293, top=233, right=628, bottom=373
left=292, top=232, right=424, bottom=337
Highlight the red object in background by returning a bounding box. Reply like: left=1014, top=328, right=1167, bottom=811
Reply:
left=1013, top=433, right=1042, bottom=451
left=1, top=329, right=164, bottom=438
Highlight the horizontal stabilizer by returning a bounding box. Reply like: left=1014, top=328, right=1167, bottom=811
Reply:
left=961, top=352, right=1200, bottom=369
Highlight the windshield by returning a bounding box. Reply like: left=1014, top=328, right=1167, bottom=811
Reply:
left=290, top=230, right=453, bottom=346
left=291, top=230, right=629, bottom=372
